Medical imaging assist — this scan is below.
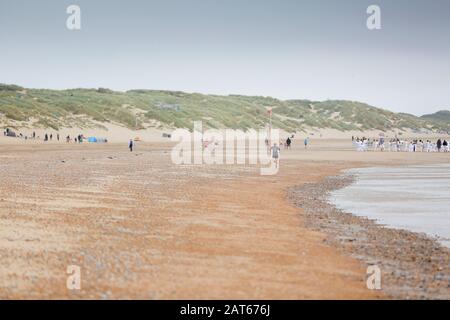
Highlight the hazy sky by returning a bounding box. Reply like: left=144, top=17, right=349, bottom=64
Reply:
left=1, top=0, right=449, bottom=115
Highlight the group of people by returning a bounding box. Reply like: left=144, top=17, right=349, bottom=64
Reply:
left=44, top=133, right=86, bottom=143
left=3, top=128, right=90, bottom=144
left=283, top=136, right=310, bottom=150
left=353, top=136, right=450, bottom=153
left=65, top=134, right=85, bottom=143
left=3, top=129, right=41, bottom=140
left=267, top=135, right=310, bottom=168
left=265, top=135, right=309, bottom=151
left=43, top=133, right=60, bottom=142
left=40, top=132, right=86, bottom=143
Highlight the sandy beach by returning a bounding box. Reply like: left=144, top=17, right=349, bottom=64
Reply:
left=0, top=138, right=449, bottom=299
left=2, top=0, right=450, bottom=305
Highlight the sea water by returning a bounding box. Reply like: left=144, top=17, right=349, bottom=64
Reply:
left=329, top=164, right=450, bottom=248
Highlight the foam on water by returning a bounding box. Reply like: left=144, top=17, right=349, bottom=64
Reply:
left=330, top=164, right=450, bottom=248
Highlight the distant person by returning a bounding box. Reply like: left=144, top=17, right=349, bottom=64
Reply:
left=379, top=137, right=385, bottom=151
left=304, top=138, right=309, bottom=149
left=33, top=131, right=36, bottom=139
left=50, top=134, right=53, bottom=140
left=57, top=133, right=60, bottom=141
left=129, top=139, right=134, bottom=152
left=443, top=140, right=448, bottom=152
left=44, top=133, right=48, bottom=142
left=286, top=137, right=291, bottom=150
left=270, top=143, right=280, bottom=168
left=74, top=137, right=77, bottom=143
left=437, top=139, right=442, bottom=152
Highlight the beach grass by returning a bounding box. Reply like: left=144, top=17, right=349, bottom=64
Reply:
left=1, top=84, right=449, bottom=133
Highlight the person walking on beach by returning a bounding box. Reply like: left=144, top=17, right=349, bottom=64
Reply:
left=270, top=142, right=280, bottom=168
left=304, top=137, right=309, bottom=149
left=286, top=137, right=291, bottom=150
left=437, top=139, right=442, bottom=152
left=44, top=133, right=48, bottom=142
left=129, top=139, right=134, bottom=152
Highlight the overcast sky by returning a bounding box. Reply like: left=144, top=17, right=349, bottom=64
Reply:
left=0, top=0, right=449, bottom=115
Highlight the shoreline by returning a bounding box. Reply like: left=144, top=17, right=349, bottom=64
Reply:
left=288, top=169, right=450, bottom=300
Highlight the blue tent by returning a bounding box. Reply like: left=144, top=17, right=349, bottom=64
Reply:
left=87, top=137, right=107, bottom=143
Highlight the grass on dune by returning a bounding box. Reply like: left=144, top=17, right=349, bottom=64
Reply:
left=0, top=84, right=449, bottom=133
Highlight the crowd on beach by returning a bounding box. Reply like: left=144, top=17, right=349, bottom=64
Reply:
left=2, top=128, right=104, bottom=144
left=352, top=136, right=450, bottom=153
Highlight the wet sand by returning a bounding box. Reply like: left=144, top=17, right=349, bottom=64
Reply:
left=331, top=165, right=450, bottom=248
left=0, top=140, right=448, bottom=299
left=289, top=175, right=449, bottom=299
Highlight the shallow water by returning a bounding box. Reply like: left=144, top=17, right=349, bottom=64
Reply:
left=330, top=164, right=450, bottom=248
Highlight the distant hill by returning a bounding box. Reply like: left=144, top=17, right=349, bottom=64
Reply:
left=421, top=110, right=450, bottom=123
left=1, top=83, right=449, bottom=133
